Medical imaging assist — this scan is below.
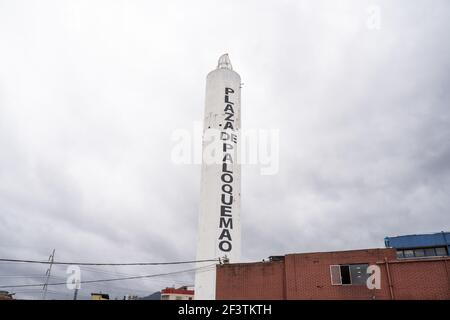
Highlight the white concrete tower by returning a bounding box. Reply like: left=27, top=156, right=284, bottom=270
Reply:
left=195, top=54, right=241, bottom=300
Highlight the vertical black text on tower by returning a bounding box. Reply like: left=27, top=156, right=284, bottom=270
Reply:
left=219, top=87, right=236, bottom=253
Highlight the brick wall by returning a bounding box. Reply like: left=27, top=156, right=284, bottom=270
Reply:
left=216, top=248, right=450, bottom=300
left=386, top=259, right=450, bottom=300
left=284, top=249, right=395, bottom=299
left=216, top=261, right=285, bottom=300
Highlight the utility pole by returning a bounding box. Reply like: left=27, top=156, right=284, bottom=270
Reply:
left=72, top=277, right=80, bottom=300
left=73, top=286, right=79, bottom=300
left=42, top=249, right=55, bottom=300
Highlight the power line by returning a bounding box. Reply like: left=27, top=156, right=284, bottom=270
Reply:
left=0, top=269, right=193, bottom=294
left=0, top=264, right=216, bottom=289
left=1, top=264, right=216, bottom=290
left=0, top=275, right=48, bottom=278
left=0, top=258, right=219, bottom=266
left=78, top=267, right=189, bottom=286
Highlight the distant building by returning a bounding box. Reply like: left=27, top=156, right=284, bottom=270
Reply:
left=161, top=286, right=194, bottom=300
left=216, top=248, right=450, bottom=300
left=91, top=293, right=110, bottom=300
left=0, top=291, right=14, bottom=300
left=385, top=232, right=449, bottom=259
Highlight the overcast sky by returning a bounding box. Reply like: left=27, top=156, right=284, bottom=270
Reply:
left=0, top=0, right=449, bottom=299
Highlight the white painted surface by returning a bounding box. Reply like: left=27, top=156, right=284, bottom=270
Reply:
left=195, top=55, right=241, bottom=300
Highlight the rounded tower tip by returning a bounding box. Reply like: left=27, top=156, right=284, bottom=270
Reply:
left=217, top=53, right=233, bottom=70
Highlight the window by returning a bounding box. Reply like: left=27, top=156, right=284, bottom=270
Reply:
left=414, top=249, right=425, bottom=257
left=435, top=247, right=447, bottom=256
left=175, top=296, right=183, bottom=300
left=397, top=247, right=448, bottom=259
left=404, top=250, right=414, bottom=258
left=350, top=264, right=369, bottom=285
left=330, top=265, right=342, bottom=285
left=161, top=295, right=169, bottom=300
left=330, top=264, right=369, bottom=286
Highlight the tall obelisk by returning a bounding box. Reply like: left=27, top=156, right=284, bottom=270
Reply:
left=195, top=54, right=241, bottom=300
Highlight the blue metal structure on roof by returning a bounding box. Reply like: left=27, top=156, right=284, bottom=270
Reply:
left=384, top=232, right=450, bottom=255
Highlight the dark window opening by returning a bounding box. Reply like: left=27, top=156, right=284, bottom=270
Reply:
left=340, top=265, right=351, bottom=285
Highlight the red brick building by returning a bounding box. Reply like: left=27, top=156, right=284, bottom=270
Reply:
left=216, top=248, right=450, bottom=300
left=161, top=286, right=194, bottom=300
